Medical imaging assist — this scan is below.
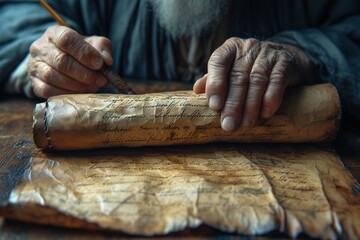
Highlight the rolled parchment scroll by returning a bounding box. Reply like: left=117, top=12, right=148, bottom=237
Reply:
left=33, top=83, right=341, bottom=150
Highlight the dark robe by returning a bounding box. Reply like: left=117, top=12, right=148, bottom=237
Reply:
left=0, top=0, right=359, bottom=119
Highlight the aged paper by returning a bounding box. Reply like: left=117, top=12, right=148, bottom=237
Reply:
left=3, top=143, right=360, bottom=239
left=33, top=84, right=341, bottom=150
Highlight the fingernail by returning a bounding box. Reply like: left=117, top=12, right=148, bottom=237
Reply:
left=241, top=118, right=254, bottom=127
left=91, top=56, right=103, bottom=69
left=209, top=95, right=222, bottom=110
left=222, top=116, right=238, bottom=132
left=262, top=107, right=272, bottom=118
left=101, top=50, right=113, bottom=65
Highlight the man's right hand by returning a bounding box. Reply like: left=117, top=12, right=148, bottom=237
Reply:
left=28, top=25, right=113, bottom=98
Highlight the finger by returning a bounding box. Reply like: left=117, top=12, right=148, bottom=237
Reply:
left=32, top=77, right=75, bottom=99
left=29, top=61, right=100, bottom=92
left=46, top=46, right=107, bottom=87
left=85, top=36, right=113, bottom=66
left=193, top=74, right=207, bottom=93
left=240, top=47, right=273, bottom=127
left=50, top=26, right=104, bottom=70
left=261, top=54, right=289, bottom=118
left=220, top=38, right=260, bottom=131
left=206, top=38, right=239, bottom=111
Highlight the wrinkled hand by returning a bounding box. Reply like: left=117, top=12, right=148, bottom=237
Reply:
left=28, top=25, right=113, bottom=98
left=194, top=37, right=313, bottom=132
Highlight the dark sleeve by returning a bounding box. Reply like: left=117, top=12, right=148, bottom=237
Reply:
left=0, top=1, right=56, bottom=96
left=270, top=0, right=360, bottom=120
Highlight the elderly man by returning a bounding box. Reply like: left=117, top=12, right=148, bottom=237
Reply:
left=0, top=0, right=359, bottom=132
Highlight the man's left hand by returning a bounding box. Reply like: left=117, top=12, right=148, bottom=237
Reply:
left=194, top=37, right=313, bottom=132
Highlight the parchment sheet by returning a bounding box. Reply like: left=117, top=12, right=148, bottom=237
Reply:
left=4, top=143, right=360, bottom=239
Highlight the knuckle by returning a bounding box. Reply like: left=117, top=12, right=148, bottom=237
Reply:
left=252, top=59, right=271, bottom=72
left=249, top=72, right=269, bottom=86
left=245, top=49, right=258, bottom=62
left=266, top=50, right=278, bottom=64
left=209, top=46, right=237, bottom=68
left=269, top=74, right=286, bottom=88
left=229, top=72, right=249, bottom=87
left=27, top=62, right=37, bottom=76
left=41, top=66, right=53, bottom=83
left=43, top=26, right=56, bottom=39
left=28, top=60, right=41, bottom=77
left=226, top=37, right=240, bottom=45
left=56, top=28, right=76, bottom=49
left=29, top=41, right=40, bottom=55
left=262, top=41, right=282, bottom=50
left=246, top=38, right=260, bottom=46
left=282, top=51, right=297, bottom=66
left=225, top=99, right=242, bottom=109
left=208, top=53, right=227, bottom=69
left=246, top=38, right=261, bottom=52
left=54, top=53, right=71, bottom=71
left=273, top=60, right=291, bottom=74
left=270, top=71, right=285, bottom=82
left=226, top=37, right=244, bottom=51
left=210, top=46, right=232, bottom=63
left=244, top=39, right=261, bottom=60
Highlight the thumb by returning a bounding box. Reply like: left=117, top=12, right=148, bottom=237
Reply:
left=193, top=74, right=208, bottom=93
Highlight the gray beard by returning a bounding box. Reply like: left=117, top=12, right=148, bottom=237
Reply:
left=148, top=0, right=230, bottom=38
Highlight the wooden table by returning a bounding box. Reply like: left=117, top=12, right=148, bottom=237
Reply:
left=1, top=82, right=359, bottom=239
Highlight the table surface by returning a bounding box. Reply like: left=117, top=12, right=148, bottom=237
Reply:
left=1, top=82, right=359, bottom=239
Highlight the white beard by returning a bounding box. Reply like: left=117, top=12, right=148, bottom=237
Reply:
left=148, top=0, right=230, bottom=38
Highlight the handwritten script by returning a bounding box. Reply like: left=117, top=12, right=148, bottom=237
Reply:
left=33, top=84, right=340, bottom=150
left=6, top=143, right=360, bottom=238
